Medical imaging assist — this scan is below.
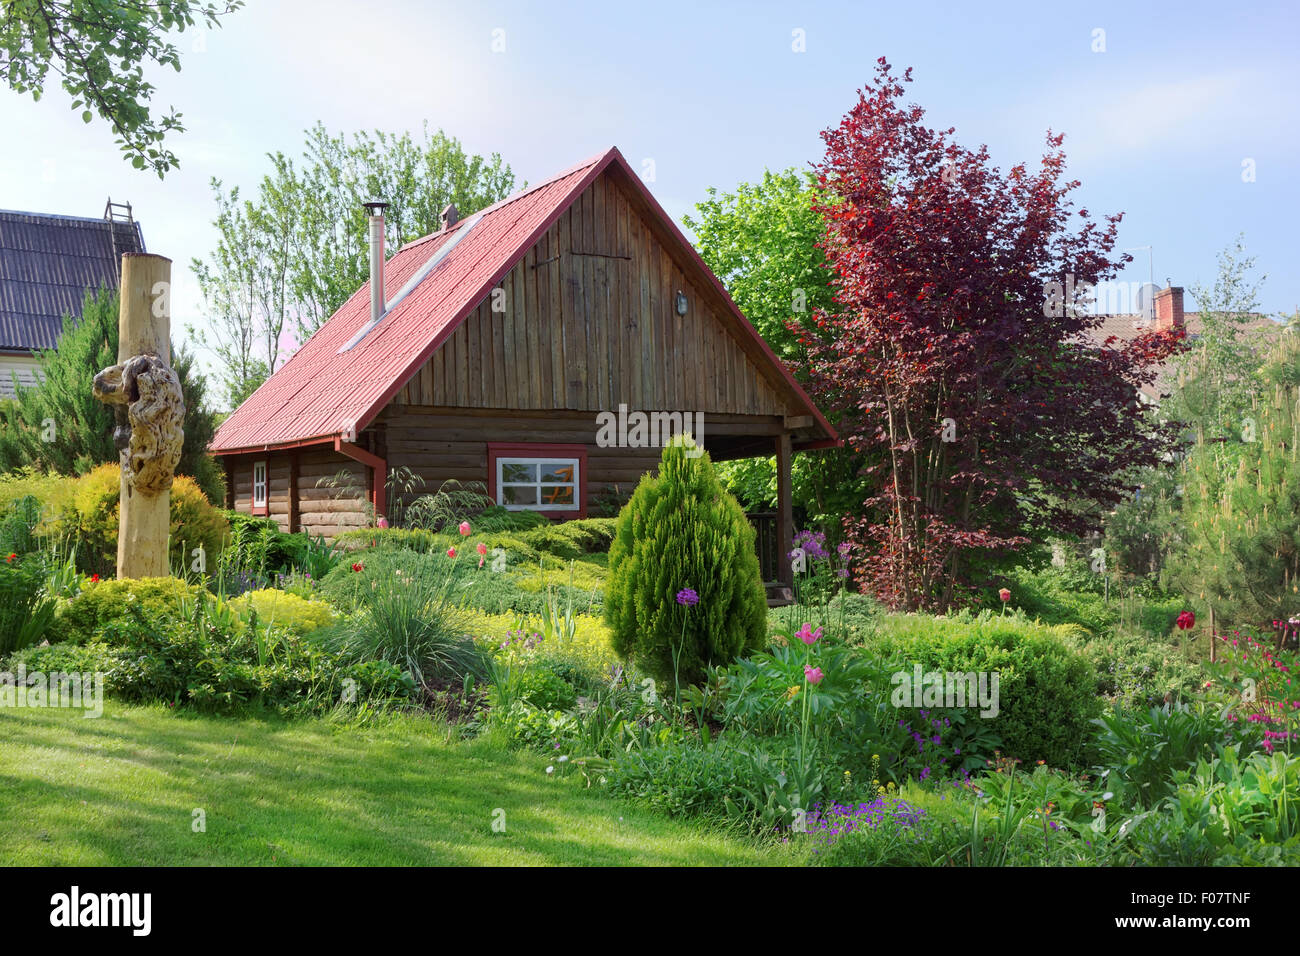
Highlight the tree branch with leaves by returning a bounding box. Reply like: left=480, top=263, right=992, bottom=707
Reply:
left=0, top=0, right=242, bottom=177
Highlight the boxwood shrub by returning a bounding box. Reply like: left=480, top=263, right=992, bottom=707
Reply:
left=868, top=612, right=1102, bottom=768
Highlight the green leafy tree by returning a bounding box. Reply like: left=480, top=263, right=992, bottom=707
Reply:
left=605, top=440, right=767, bottom=693
left=1104, top=463, right=1182, bottom=583
left=0, top=0, right=243, bottom=177
left=191, top=122, right=518, bottom=404
left=683, top=169, right=833, bottom=366
left=0, top=289, right=222, bottom=502
left=683, top=168, right=870, bottom=537
left=189, top=179, right=290, bottom=407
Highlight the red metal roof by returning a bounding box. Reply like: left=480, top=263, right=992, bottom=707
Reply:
left=210, top=147, right=836, bottom=454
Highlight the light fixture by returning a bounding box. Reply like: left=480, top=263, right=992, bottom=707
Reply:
left=674, top=290, right=688, bottom=316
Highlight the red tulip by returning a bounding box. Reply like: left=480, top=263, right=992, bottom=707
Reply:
left=1176, top=611, right=1195, bottom=630
left=998, top=588, right=1011, bottom=602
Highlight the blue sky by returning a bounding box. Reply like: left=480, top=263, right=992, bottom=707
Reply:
left=2, top=0, right=1297, bottom=374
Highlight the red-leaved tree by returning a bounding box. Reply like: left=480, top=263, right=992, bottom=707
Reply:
left=795, top=61, right=1186, bottom=611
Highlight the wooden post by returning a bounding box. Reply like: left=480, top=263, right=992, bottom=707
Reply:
left=289, top=452, right=300, bottom=534
left=92, top=253, right=183, bottom=579
left=118, top=254, right=173, bottom=578
left=776, top=431, right=794, bottom=587
left=223, top=456, right=234, bottom=510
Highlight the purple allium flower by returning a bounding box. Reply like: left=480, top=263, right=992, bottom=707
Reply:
left=792, top=529, right=829, bottom=561
left=676, top=588, right=699, bottom=607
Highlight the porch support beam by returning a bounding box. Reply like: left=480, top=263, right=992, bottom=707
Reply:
left=334, top=437, right=387, bottom=522
left=775, top=431, right=794, bottom=587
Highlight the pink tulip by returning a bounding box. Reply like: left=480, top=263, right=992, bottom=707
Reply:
left=796, top=623, right=823, bottom=645
left=447, top=547, right=458, bottom=558
left=476, top=542, right=488, bottom=556
left=804, top=665, right=824, bottom=685
left=376, top=516, right=389, bottom=529
left=458, top=521, right=471, bottom=536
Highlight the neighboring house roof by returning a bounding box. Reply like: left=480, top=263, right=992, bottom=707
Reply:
left=0, top=208, right=145, bottom=352
left=1090, top=310, right=1285, bottom=399
left=211, top=146, right=836, bottom=455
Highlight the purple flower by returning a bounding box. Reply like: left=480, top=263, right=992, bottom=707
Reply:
left=792, top=529, right=829, bottom=561
left=676, top=588, right=699, bottom=607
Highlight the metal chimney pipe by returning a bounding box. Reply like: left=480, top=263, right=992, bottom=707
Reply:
left=363, top=201, right=388, bottom=324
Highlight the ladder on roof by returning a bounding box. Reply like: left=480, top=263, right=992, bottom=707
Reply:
left=104, top=198, right=135, bottom=277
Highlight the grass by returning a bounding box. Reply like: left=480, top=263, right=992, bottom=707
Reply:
left=0, top=703, right=794, bottom=866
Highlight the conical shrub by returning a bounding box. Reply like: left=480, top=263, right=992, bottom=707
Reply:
left=605, top=438, right=768, bottom=693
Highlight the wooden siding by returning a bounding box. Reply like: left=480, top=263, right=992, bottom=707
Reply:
left=375, top=405, right=784, bottom=518
left=0, top=353, right=41, bottom=399
left=394, top=167, right=790, bottom=418
left=227, top=447, right=370, bottom=539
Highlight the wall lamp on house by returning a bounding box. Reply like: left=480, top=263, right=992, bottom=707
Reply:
left=675, top=290, right=688, bottom=316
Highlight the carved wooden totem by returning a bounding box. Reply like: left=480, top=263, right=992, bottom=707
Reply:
left=92, top=254, right=184, bottom=579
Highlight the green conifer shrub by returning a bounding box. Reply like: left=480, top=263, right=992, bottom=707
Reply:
left=605, top=439, right=767, bottom=692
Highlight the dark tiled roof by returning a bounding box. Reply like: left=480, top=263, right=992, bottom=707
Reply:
left=0, top=208, right=145, bottom=351
left=1088, top=311, right=1285, bottom=399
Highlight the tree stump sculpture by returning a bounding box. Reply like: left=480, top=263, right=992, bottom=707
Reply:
left=92, top=253, right=184, bottom=579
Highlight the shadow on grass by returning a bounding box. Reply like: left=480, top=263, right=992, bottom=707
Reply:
left=0, top=703, right=791, bottom=867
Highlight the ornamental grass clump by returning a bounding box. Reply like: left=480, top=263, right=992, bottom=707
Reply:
left=605, top=439, right=767, bottom=695
left=320, top=541, right=485, bottom=688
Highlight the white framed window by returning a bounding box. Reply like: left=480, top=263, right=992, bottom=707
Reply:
left=496, top=457, right=580, bottom=511
left=252, top=460, right=268, bottom=509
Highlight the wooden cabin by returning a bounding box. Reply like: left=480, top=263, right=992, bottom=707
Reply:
left=209, top=147, right=837, bottom=592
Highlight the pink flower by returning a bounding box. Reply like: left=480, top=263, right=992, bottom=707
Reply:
left=447, top=547, right=458, bottom=559
left=458, top=521, right=471, bottom=536
left=998, top=588, right=1011, bottom=603
left=804, top=665, right=824, bottom=685
left=476, top=542, right=488, bottom=556
left=796, top=623, right=823, bottom=645
left=376, top=516, right=389, bottom=529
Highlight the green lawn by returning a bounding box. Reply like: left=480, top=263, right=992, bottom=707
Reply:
left=0, top=704, right=794, bottom=866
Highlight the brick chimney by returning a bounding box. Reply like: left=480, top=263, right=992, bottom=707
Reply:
left=1154, top=285, right=1184, bottom=331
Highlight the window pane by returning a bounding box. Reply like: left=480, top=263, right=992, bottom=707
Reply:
left=501, top=462, right=536, bottom=483
left=540, top=485, right=574, bottom=506
left=502, top=485, right=539, bottom=506
left=541, top=462, right=575, bottom=482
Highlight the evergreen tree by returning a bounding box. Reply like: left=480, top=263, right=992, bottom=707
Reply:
left=0, top=289, right=222, bottom=502
left=1164, top=334, right=1300, bottom=633
left=605, top=440, right=768, bottom=693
